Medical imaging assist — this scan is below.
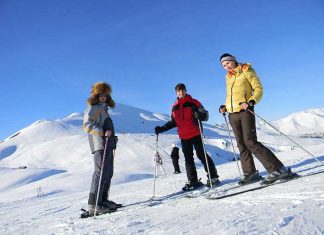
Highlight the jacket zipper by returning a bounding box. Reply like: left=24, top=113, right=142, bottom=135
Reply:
left=230, top=77, right=236, bottom=112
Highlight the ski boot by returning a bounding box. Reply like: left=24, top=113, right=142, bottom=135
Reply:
left=182, top=180, right=204, bottom=191
left=261, top=167, right=296, bottom=185
left=238, top=170, right=263, bottom=186
left=206, top=177, right=221, bottom=187
left=102, top=200, right=123, bottom=209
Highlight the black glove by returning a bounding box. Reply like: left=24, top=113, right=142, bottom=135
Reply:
left=219, top=105, right=226, bottom=113
left=248, top=100, right=255, bottom=107
left=193, top=111, right=202, bottom=120
left=155, top=126, right=164, bottom=135
left=239, top=100, right=255, bottom=111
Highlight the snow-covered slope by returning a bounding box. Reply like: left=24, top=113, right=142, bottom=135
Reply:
left=0, top=145, right=323, bottom=234
left=259, top=108, right=324, bottom=137
left=0, top=103, right=233, bottom=201
left=0, top=106, right=323, bottom=234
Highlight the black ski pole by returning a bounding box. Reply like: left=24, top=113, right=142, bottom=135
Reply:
left=222, top=113, right=243, bottom=177
left=246, top=109, right=324, bottom=167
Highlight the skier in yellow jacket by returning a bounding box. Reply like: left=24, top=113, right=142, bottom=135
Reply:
left=218, top=53, right=293, bottom=185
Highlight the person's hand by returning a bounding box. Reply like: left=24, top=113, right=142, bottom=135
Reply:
left=240, top=100, right=255, bottom=110
left=219, top=105, right=227, bottom=113
left=155, top=126, right=163, bottom=135
left=104, top=130, right=112, bottom=137
left=193, top=111, right=202, bottom=120
left=240, top=102, right=249, bottom=110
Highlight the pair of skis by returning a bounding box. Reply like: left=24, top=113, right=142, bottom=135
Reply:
left=80, top=169, right=324, bottom=218
left=186, top=169, right=324, bottom=200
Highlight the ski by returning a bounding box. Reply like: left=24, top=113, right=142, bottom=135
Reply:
left=184, top=185, right=210, bottom=198
left=206, top=169, right=324, bottom=200
left=146, top=197, right=163, bottom=207
left=146, top=184, right=210, bottom=205
left=184, top=177, right=265, bottom=199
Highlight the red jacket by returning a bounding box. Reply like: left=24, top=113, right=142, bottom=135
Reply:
left=161, top=95, right=209, bottom=140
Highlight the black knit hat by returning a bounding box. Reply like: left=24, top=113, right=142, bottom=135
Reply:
left=175, top=83, right=186, bottom=91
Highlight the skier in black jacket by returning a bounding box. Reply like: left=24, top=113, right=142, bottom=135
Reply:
left=170, top=144, right=181, bottom=174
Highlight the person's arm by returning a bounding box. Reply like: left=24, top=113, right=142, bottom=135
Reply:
left=195, top=105, right=209, bottom=121
left=246, top=67, right=263, bottom=105
left=191, top=100, right=209, bottom=121
left=163, top=116, right=177, bottom=130
left=83, top=107, right=103, bottom=136
left=155, top=116, right=177, bottom=135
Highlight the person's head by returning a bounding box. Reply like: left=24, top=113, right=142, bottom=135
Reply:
left=87, top=82, right=115, bottom=107
left=220, top=53, right=238, bottom=72
left=175, top=83, right=187, bottom=99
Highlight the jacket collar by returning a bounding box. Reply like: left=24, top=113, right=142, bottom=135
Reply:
left=175, top=94, right=192, bottom=105
left=225, top=63, right=251, bottom=79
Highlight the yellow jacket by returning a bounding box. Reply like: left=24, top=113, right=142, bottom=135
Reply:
left=225, top=63, right=263, bottom=113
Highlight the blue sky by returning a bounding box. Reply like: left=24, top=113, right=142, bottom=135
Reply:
left=1, top=0, right=324, bottom=140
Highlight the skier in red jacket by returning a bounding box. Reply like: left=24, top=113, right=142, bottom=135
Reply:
left=155, top=83, right=220, bottom=191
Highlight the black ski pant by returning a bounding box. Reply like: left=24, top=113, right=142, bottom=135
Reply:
left=171, top=157, right=181, bottom=173
left=229, top=111, right=284, bottom=175
left=88, top=148, right=114, bottom=206
left=181, top=135, right=218, bottom=183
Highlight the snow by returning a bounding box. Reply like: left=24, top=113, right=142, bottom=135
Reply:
left=0, top=104, right=323, bottom=234
left=260, top=108, right=324, bottom=136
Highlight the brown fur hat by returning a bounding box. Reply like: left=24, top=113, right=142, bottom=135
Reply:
left=87, top=82, right=115, bottom=108
left=91, top=82, right=112, bottom=96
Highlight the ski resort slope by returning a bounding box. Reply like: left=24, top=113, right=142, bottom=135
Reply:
left=0, top=105, right=323, bottom=234
left=0, top=148, right=323, bottom=235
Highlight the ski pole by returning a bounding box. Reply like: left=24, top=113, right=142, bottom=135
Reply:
left=152, top=135, right=159, bottom=199
left=94, top=136, right=109, bottom=218
left=246, top=109, right=324, bottom=167
left=222, top=113, right=243, bottom=177
left=197, top=121, right=213, bottom=188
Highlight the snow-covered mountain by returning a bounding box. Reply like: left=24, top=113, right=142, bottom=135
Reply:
left=259, top=108, right=324, bottom=137
left=0, top=105, right=323, bottom=234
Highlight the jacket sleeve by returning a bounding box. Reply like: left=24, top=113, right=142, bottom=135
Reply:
left=197, top=105, right=209, bottom=121
left=245, top=67, right=263, bottom=104
left=191, top=100, right=209, bottom=122
left=83, top=106, right=103, bottom=136
left=161, top=116, right=177, bottom=132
